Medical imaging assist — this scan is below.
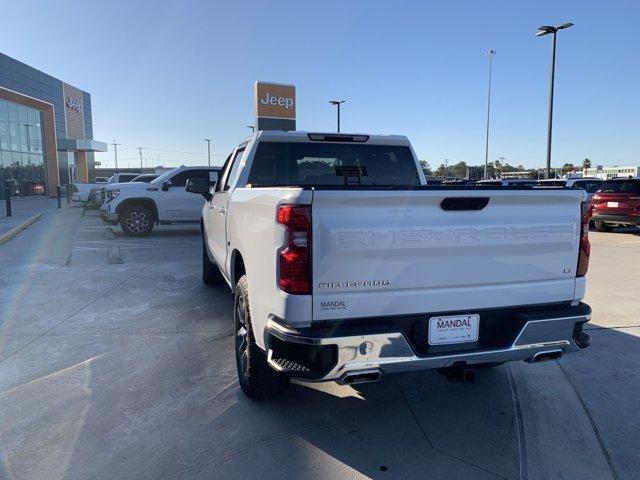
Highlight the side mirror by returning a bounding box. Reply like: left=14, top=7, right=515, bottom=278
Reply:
left=209, top=170, right=219, bottom=186
left=162, top=181, right=171, bottom=191
left=186, top=178, right=212, bottom=201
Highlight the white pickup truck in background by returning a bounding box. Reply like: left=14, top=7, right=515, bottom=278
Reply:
left=187, top=131, right=592, bottom=399
left=101, top=166, right=221, bottom=236
left=72, top=172, right=140, bottom=203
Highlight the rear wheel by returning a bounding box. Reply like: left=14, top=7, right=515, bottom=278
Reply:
left=594, top=221, right=614, bottom=232
left=234, top=275, right=290, bottom=399
left=119, top=205, right=154, bottom=236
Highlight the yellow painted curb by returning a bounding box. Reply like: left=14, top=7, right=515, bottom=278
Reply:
left=0, top=213, right=42, bottom=246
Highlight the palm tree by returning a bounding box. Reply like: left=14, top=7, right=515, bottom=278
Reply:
left=583, top=158, right=592, bottom=170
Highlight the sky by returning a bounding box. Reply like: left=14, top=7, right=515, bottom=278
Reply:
left=1, top=0, right=639, bottom=170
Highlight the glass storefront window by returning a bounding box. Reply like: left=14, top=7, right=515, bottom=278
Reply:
left=8, top=102, right=19, bottom=151
left=27, top=108, right=41, bottom=153
left=0, top=151, right=10, bottom=172
left=0, top=100, right=8, bottom=150
left=0, top=98, right=47, bottom=197
left=18, top=105, right=30, bottom=153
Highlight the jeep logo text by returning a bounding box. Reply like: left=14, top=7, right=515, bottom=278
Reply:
left=259, top=92, right=294, bottom=109
left=67, top=97, right=82, bottom=113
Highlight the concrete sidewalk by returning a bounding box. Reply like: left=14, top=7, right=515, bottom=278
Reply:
left=0, top=196, right=75, bottom=238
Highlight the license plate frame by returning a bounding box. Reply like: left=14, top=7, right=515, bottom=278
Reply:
left=428, top=314, right=480, bottom=345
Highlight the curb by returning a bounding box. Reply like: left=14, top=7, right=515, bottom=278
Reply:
left=0, top=213, right=42, bottom=246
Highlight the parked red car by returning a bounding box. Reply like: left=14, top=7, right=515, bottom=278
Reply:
left=590, top=178, right=640, bottom=231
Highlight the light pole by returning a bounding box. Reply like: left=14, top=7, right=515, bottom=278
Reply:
left=204, top=138, right=211, bottom=167
left=536, top=22, right=574, bottom=179
left=329, top=100, right=345, bottom=132
left=111, top=139, right=120, bottom=173
left=246, top=125, right=255, bottom=133
left=483, top=50, right=496, bottom=180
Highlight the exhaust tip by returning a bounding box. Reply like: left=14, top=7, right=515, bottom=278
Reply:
left=528, top=349, right=563, bottom=363
left=338, top=369, right=382, bottom=386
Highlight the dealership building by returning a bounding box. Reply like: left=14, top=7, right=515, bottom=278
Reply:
left=0, top=52, right=106, bottom=196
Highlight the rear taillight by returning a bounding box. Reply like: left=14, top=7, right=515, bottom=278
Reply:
left=577, top=201, right=591, bottom=277
left=277, top=205, right=311, bottom=294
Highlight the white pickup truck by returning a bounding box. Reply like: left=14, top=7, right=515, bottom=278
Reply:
left=186, top=131, right=592, bottom=399
left=100, top=166, right=220, bottom=236
left=72, top=173, right=139, bottom=203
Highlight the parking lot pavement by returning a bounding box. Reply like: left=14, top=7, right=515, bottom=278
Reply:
left=0, top=210, right=638, bottom=480
left=586, top=228, right=640, bottom=329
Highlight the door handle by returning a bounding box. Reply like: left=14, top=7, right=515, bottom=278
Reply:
left=218, top=207, right=226, bottom=215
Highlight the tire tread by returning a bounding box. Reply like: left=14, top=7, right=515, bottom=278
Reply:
left=235, top=275, right=290, bottom=399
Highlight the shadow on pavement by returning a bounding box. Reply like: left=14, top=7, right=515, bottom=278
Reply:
left=3, top=315, right=637, bottom=479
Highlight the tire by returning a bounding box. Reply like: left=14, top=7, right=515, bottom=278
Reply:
left=119, top=204, right=154, bottom=237
left=234, top=275, right=290, bottom=399
left=202, top=232, right=222, bottom=285
left=594, top=221, right=614, bottom=232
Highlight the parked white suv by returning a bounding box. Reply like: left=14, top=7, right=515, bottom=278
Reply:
left=187, top=131, right=593, bottom=399
left=536, top=177, right=604, bottom=202
left=101, top=165, right=220, bottom=236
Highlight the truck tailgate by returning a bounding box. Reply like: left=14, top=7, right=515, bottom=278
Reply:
left=311, top=189, right=583, bottom=321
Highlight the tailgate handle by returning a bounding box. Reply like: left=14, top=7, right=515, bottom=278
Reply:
left=440, top=197, right=489, bottom=211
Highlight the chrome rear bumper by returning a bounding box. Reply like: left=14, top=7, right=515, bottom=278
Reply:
left=264, top=304, right=591, bottom=383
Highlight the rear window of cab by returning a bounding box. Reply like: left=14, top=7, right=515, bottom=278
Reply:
left=246, top=141, right=420, bottom=187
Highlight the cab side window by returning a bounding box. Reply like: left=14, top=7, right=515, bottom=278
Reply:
left=170, top=169, right=209, bottom=187
left=214, top=153, right=234, bottom=193
left=224, top=148, right=245, bottom=191
left=215, top=147, right=247, bottom=193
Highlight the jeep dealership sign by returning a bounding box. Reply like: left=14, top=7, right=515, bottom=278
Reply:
left=254, top=81, right=296, bottom=131
left=67, top=97, right=82, bottom=113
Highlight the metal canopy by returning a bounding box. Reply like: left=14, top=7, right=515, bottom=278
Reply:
left=57, top=138, right=108, bottom=152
